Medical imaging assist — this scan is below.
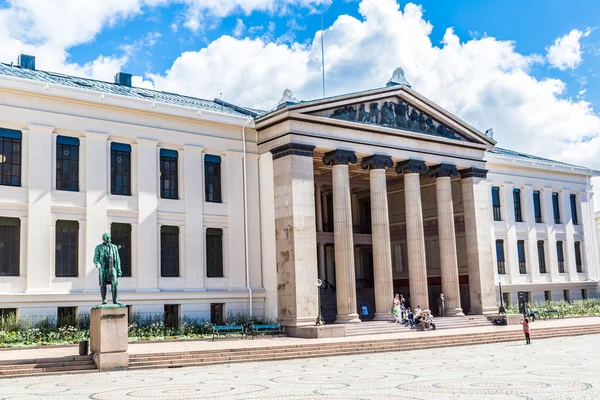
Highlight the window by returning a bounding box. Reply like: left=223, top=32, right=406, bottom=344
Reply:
left=55, top=220, right=78, bottom=277
left=552, top=192, right=561, bottom=224
left=523, top=292, right=530, bottom=304
left=570, top=194, right=578, bottom=225
left=491, top=186, right=501, bottom=221
left=56, top=136, right=79, bottom=192
left=0, top=217, right=20, bottom=276
left=164, top=304, right=180, bottom=328
left=110, top=143, right=131, bottom=196
left=111, top=223, right=132, bottom=277
left=57, top=307, right=77, bottom=327
left=544, top=291, right=551, bottom=302
left=0, top=308, right=16, bottom=318
left=517, top=240, right=526, bottom=274
left=574, top=241, right=583, bottom=273
left=533, top=190, right=542, bottom=223
left=210, top=303, right=224, bottom=325
left=206, top=228, right=223, bottom=278
left=160, top=149, right=178, bottom=199
left=160, top=226, right=179, bottom=277
left=537, top=241, right=546, bottom=274
left=126, top=305, right=134, bottom=324
left=502, top=293, right=510, bottom=307
left=563, top=290, right=570, bottom=302
left=513, top=189, right=523, bottom=222
left=496, top=240, right=505, bottom=274
left=205, top=155, right=222, bottom=203
left=582, top=289, right=588, bottom=300
left=0, top=128, right=22, bottom=187
left=557, top=241, right=565, bottom=273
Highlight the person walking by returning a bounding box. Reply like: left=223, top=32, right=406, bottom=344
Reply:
left=521, top=318, right=531, bottom=344
left=437, top=293, right=445, bottom=317
left=392, top=294, right=401, bottom=324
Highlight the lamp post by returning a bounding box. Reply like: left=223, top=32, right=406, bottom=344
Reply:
left=498, top=281, right=506, bottom=314
left=316, top=279, right=324, bottom=326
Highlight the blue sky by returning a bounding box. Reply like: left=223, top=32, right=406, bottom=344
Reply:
left=0, top=0, right=599, bottom=173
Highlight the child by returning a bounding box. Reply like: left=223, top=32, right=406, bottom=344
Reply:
left=521, top=318, right=531, bottom=345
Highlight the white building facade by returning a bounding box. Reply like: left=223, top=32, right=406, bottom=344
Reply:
left=0, top=57, right=598, bottom=325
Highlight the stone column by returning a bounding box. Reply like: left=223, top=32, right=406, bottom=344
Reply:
left=460, top=168, right=497, bottom=314
left=396, top=160, right=429, bottom=311
left=315, top=184, right=326, bottom=281
left=429, top=164, right=464, bottom=316
left=324, top=150, right=360, bottom=323
left=270, top=143, right=319, bottom=327
left=361, top=155, right=395, bottom=321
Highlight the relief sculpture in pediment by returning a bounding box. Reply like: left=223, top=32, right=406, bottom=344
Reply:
left=329, top=98, right=462, bottom=141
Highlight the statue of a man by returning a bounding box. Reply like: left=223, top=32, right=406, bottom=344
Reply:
left=93, top=232, right=122, bottom=305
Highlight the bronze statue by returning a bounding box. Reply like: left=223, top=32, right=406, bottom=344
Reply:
left=393, top=101, right=408, bottom=128
left=369, top=103, right=380, bottom=124
left=358, top=104, right=371, bottom=123
left=380, top=102, right=395, bottom=125
left=409, top=108, right=419, bottom=130
left=93, top=232, right=122, bottom=305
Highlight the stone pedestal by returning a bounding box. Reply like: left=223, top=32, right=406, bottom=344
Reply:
left=285, top=325, right=346, bottom=338
left=90, top=306, right=129, bottom=371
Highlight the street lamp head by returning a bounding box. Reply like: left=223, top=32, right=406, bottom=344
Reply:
left=316, top=279, right=322, bottom=287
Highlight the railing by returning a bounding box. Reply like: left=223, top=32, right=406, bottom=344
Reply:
left=519, top=262, right=527, bottom=274
left=322, top=280, right=336, bottom=292
left=493, top=207, right=501, bottom=221
left=535, top=216, right=542, bottom=223
left=554, top=218, right=561, bottom=224
left=538, top=263, right=546, bottom=274
left=576, top=264, right=583, bottom=273
left=558, top=261, right=565, bottom=273
left=497, top=261, right=506, bottom=275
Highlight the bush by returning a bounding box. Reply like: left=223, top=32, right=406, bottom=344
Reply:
left=502, top=298, right=600, bottom=316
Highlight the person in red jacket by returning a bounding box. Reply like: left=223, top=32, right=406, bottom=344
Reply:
left=521, top=318, right=531, bottom=345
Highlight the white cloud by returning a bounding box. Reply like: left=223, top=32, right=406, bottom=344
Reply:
left=546, top=28, right=591, bottom=70
left=150, top=0, right=600, bottom=174
left=233, top=18, right=246, bottom=38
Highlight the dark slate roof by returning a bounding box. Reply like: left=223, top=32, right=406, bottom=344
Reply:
left=487, top=147, right=590, bottom=170
left=0, top=62, right=250, bottom=118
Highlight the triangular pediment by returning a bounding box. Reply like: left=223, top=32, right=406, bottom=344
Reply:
left=276, top=86, right=494, bottom=147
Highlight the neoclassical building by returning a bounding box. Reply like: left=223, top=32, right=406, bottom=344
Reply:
left=0, top=56, right=598, bottom=326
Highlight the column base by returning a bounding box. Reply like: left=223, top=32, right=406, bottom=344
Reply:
left=373, top=312, right=396, bottom=321
left=335, top=314, right=361, bottom=324
left=445, top=308, right=465, bottom=317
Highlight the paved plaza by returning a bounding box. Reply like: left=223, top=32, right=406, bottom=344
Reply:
left=1, top=333, right=599, bottom=400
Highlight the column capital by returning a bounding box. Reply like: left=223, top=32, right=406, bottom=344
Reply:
left=460, top=167, right=488, bottom=179
left=361, top=154, right=393, bottom=170
left=428, top=163, right=458, bottom=178
left=323, top=149, right=357, bottom=166
left=270, top=143, right=315, bottom=159
left=395, top=159, right=427, bottom=175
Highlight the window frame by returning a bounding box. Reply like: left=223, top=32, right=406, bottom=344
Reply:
left=210, top=303, right=225, bottom=325
left=533, top=190, right=542, bottom=223
left=204, top=155, right=222, bottom=203
left=491, top=186, right=501, bottom=221
left=206, top=228, right=224, bottom=278
left=513, top=188, right=523, bottom=222
left=110, top=143, right=132, bottom=196
left=0, top=217, right=20, bottom=277
left=111, top=223, right=132, bottom=277
left=55, top=220, right=79, bottom=278
left=537, top=240, right=546, bottom=274
left=160, top=225, right=180, bottom=277
left=517, top=240, right=526, bottom=274
left=495, top=239, right=506, bottom=275
left=159, top=149, right=178, bottom=200
left=56, top=136, right=80, bottom=192
left=570, top=194, right=579, bottom=225
left=0, top=128, right=22, bottom=187
left=574, top=241, right=583, bottom=273
left=552, top=192, right=561, bottom=224
left=556, top=241, right=565, bottom=273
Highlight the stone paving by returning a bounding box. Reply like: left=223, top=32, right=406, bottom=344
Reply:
left=1, top=333, right=599, bottom=399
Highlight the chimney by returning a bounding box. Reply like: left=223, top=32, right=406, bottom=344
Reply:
left=114, top=72, right=132, bottom=87
left=17, top=54, right=35, bottom=70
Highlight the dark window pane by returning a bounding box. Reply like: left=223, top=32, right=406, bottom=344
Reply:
left=210, top=303, right=224, bottom=325
left=160, top=154, right=178, bottom=199
left=57, top=307, right=77, bottom=327
left=160, top=226, right=179, bottom=277
left=574, top=241, right=583, bottom=273
left=111, top=223, right=132, bottom=277
left=513, top=189, right=522, bottom=222
left=552, top=193, right=561, bottom=224
left=164, top=304, right=179, bottom=328
left=492, top=187, right=501, bottom=221
left=205, top=160, right=222, bottom=203
left=206, top=228, right=223, bottom=277
left=56, top=139, right=79, bottom=192
left=570, top=194, right=578, bottom=225
left=0, top=135, right=22, bottom=187
left=517, top=240, right=526, bottom=274
left=537, top=240, right=546, bottom=274
left=496, top=240, right=505, bottom=275
left=533, top=191, right=542, bottom=223
left=0, top=218, right=20, bottom=276
left=55, top=220, right=79, bottom=277
left=557, top=241, right=565, bottom=273
left=110, top=146, right=131, bottom=196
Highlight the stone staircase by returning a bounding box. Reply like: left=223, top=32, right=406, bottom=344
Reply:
left=127, top=324, right=600, bottom=371
left=320, top=287, right=337, bottom=322
left=0, top=355, right=97, bottom=379
left=344, top=315, right=491, bottom=337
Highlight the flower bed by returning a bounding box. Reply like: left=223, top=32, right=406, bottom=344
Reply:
left=502, top=299, right=600, bottom=317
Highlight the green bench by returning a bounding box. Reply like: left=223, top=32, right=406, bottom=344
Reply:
left=541, top=309, right=564, bottom=320
left=212, top=325, right=246, bottom=340
left=247, top=324, right=284, bottom=338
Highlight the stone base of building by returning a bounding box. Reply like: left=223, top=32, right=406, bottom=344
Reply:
left=90, top=306, right=129, bottom=371
left=445, top=308, right=465, bottom=317
left=335, top=313, right=361, bottom=324
left=487, top=314, right=523, bottom=325
left=469, top=306, right=499, bottom=315
left=277, top=316, right=319, bottom=327
left=286, top=325, right=346, bottom=338
left=373, top=312, right=396, bottom=321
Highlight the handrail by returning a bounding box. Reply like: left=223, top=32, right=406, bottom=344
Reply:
left=322, top=280, right=336, bottom=291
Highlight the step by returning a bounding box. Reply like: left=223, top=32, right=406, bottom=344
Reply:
left=0, top=363, right=97, bottom=377
left=0, top=359, right=95, bottom=371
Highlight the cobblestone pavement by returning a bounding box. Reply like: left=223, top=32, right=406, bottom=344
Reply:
left=1, top=334, right=599, bottom=400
